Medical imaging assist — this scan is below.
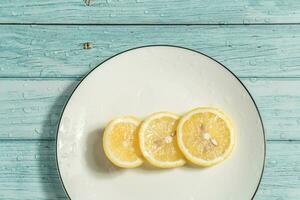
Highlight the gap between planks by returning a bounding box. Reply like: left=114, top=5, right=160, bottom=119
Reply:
left=1, top=77, right=300, bottom=80
left=2, top=23, right=300, bottom=26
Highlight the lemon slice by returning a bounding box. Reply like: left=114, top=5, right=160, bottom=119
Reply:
left=139, top=112, right=186, bottom=168
left=103, top=116, right=143, bottom=168
left=177, top=107, right=235, bottom=167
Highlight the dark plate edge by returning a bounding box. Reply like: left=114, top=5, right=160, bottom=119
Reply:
left=55, top=44, right=266, bottom=200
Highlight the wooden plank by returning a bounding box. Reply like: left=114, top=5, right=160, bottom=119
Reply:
left=0, top=140, right=66, bottom=199
left=1, top=78, right=300, bottom=140
left=0, top=79, right=78, bottom=140
left=252, top=141, right=300, bottom=199
left=244, top=78, right=300, bottom=141
left=1, top=0, right=300, bottom=24
left=0, top=140, right=299, bottom=200
left=1, top=25, right=300, bottom=78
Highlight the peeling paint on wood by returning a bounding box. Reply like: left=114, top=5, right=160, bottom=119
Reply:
left=0, top=0, right=300, bottom=24
left=1, top=78, right=300, bottom=140
left=0, top=140, right=299, bottom=199
left=0, top=25, right=300, bottom=78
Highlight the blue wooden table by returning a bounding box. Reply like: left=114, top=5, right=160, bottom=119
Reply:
left=1, top=1, right=300, bottom=199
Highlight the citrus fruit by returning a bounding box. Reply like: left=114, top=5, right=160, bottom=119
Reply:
left=103, top=116, right=143, bottom=168
left=177, top=107, right=235, bottom=167
left=139, top=112, right=186, bottom=168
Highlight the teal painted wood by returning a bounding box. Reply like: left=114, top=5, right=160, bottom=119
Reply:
left=1, top=2, right=300, bottom=199
left=1, top=78, right=300, bottom=140
left=1, top=25, right=300, bottom=78
left=1, top=0, right=300, bottom=24
left=0, top=140, right=66, bottom=199
left=0, top=140, right=299, bottom=200
left=256, top=141, right=300, bottom=200
left=0, top=79, right=77, bottom=140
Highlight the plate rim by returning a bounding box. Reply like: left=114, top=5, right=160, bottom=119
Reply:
left=55, top=45, right=266, bottom=200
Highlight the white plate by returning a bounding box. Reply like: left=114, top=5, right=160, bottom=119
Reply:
left=57, top=45, right=265, bottom=200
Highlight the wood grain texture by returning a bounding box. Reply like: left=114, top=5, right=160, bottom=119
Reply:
left=1, top=78, right=300, bottom=140
left=1, top=0, right=299, bottom=199
left=0, top=140, right=299, bottom=200
left=0, top=79, right=78, bottom=140
left=1, top=25, right=300, bottom=78
left=0, top=0, right=300, bottom=24
left=0, top=140, right=66, bottom=200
